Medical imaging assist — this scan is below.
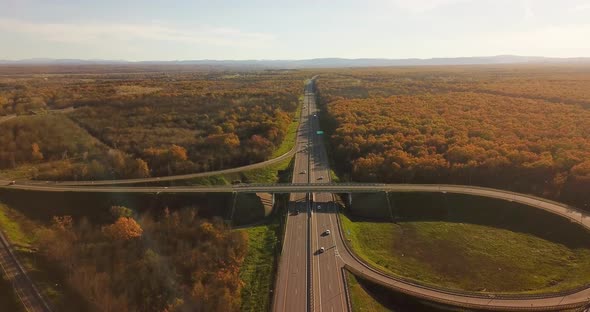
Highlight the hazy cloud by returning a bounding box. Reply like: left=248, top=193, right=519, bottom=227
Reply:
left=0, top=18, right=275, bottom=47
left=523, top=0, right=535, bottom=21
left=388, top=0, right=470, bottom=12
left=474, top=23, right=590, bottom=56
left=572, top=2, right=590, bottom=11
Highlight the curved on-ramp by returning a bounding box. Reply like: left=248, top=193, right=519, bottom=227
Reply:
left=332, top=184, right=590, bottom=311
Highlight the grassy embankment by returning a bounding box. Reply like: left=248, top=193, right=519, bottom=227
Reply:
left=341, top=192, right=590, bottom=294
left=238, top=220, right=281, bottom=311
left=346, top=270, right=475, bottom=312
left=346, top=272, right=393, bottom=312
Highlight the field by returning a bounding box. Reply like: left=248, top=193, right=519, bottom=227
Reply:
left=341, top=192, right=590, bottom=294
left=317, top=65, right=590, bottom=210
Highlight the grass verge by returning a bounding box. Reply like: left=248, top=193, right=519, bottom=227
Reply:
left=340, top=194, right=590, bottom=294
left=347, top=271, right=392, bottom=312
left=238, top=222, right=280, bottom=311
left=271, top=100, right=302, bottom=159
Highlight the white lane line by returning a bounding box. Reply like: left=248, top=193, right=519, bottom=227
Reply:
left=327, top=201, right=347, bottom=311
left=313, top=199, right=323, bottom=312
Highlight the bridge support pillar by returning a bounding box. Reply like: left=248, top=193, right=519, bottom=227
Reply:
left=348, top=193, right=352, bottom=208
left=272, top=193, right=275, bottom=206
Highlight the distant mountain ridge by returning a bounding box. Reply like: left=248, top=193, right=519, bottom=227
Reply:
left=1, top=55, right=589, bottom=68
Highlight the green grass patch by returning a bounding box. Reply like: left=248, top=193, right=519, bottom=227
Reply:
left=270, top=101, right=302, bottom=159
left=237, top=193, right=289, bottom=311
left=341, top=193, right=590, bottom=294
left=238, top=222, right=280, bottom=311
left=347, top=271, right=392, bottom=312
left=240, top=156, right=293, bottom=184
left=0, top=204, right=34, bottom=249
left=346, top=270, right=458, bottom=312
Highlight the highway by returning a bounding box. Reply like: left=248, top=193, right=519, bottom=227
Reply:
left=273, top=79, right=313, bottom=312
left=307, top=83, right=347, bottom=312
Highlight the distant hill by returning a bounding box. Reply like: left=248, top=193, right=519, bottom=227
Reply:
left=1, top=55, right=589, bottom=68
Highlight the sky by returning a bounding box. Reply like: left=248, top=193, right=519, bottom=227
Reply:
left=1, top=0, right=590, bottom=61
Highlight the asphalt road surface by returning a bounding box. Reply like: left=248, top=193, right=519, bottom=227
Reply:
left=306, top=86, right=347, bottom=312
left=273, top=79, right=314, bottom=312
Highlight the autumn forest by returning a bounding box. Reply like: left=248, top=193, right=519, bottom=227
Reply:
left=317, top=65, right=590, bottom=210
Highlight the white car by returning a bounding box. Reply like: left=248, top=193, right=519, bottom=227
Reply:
left=300, top=170, right=307, bottom=174
left=317, top=205, right=321, bottom=210
left=8, top=180, right=16, bottom=185
left=325, top=229, right=330, bottom=235
left=317, top=176, right=323, bottom=180
left=319, top=247, right=325, bottom=253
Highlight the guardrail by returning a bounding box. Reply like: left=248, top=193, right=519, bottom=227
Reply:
left=340, top=267, right=353, bottom=312
left=307, top=194, right=313, bottom=312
